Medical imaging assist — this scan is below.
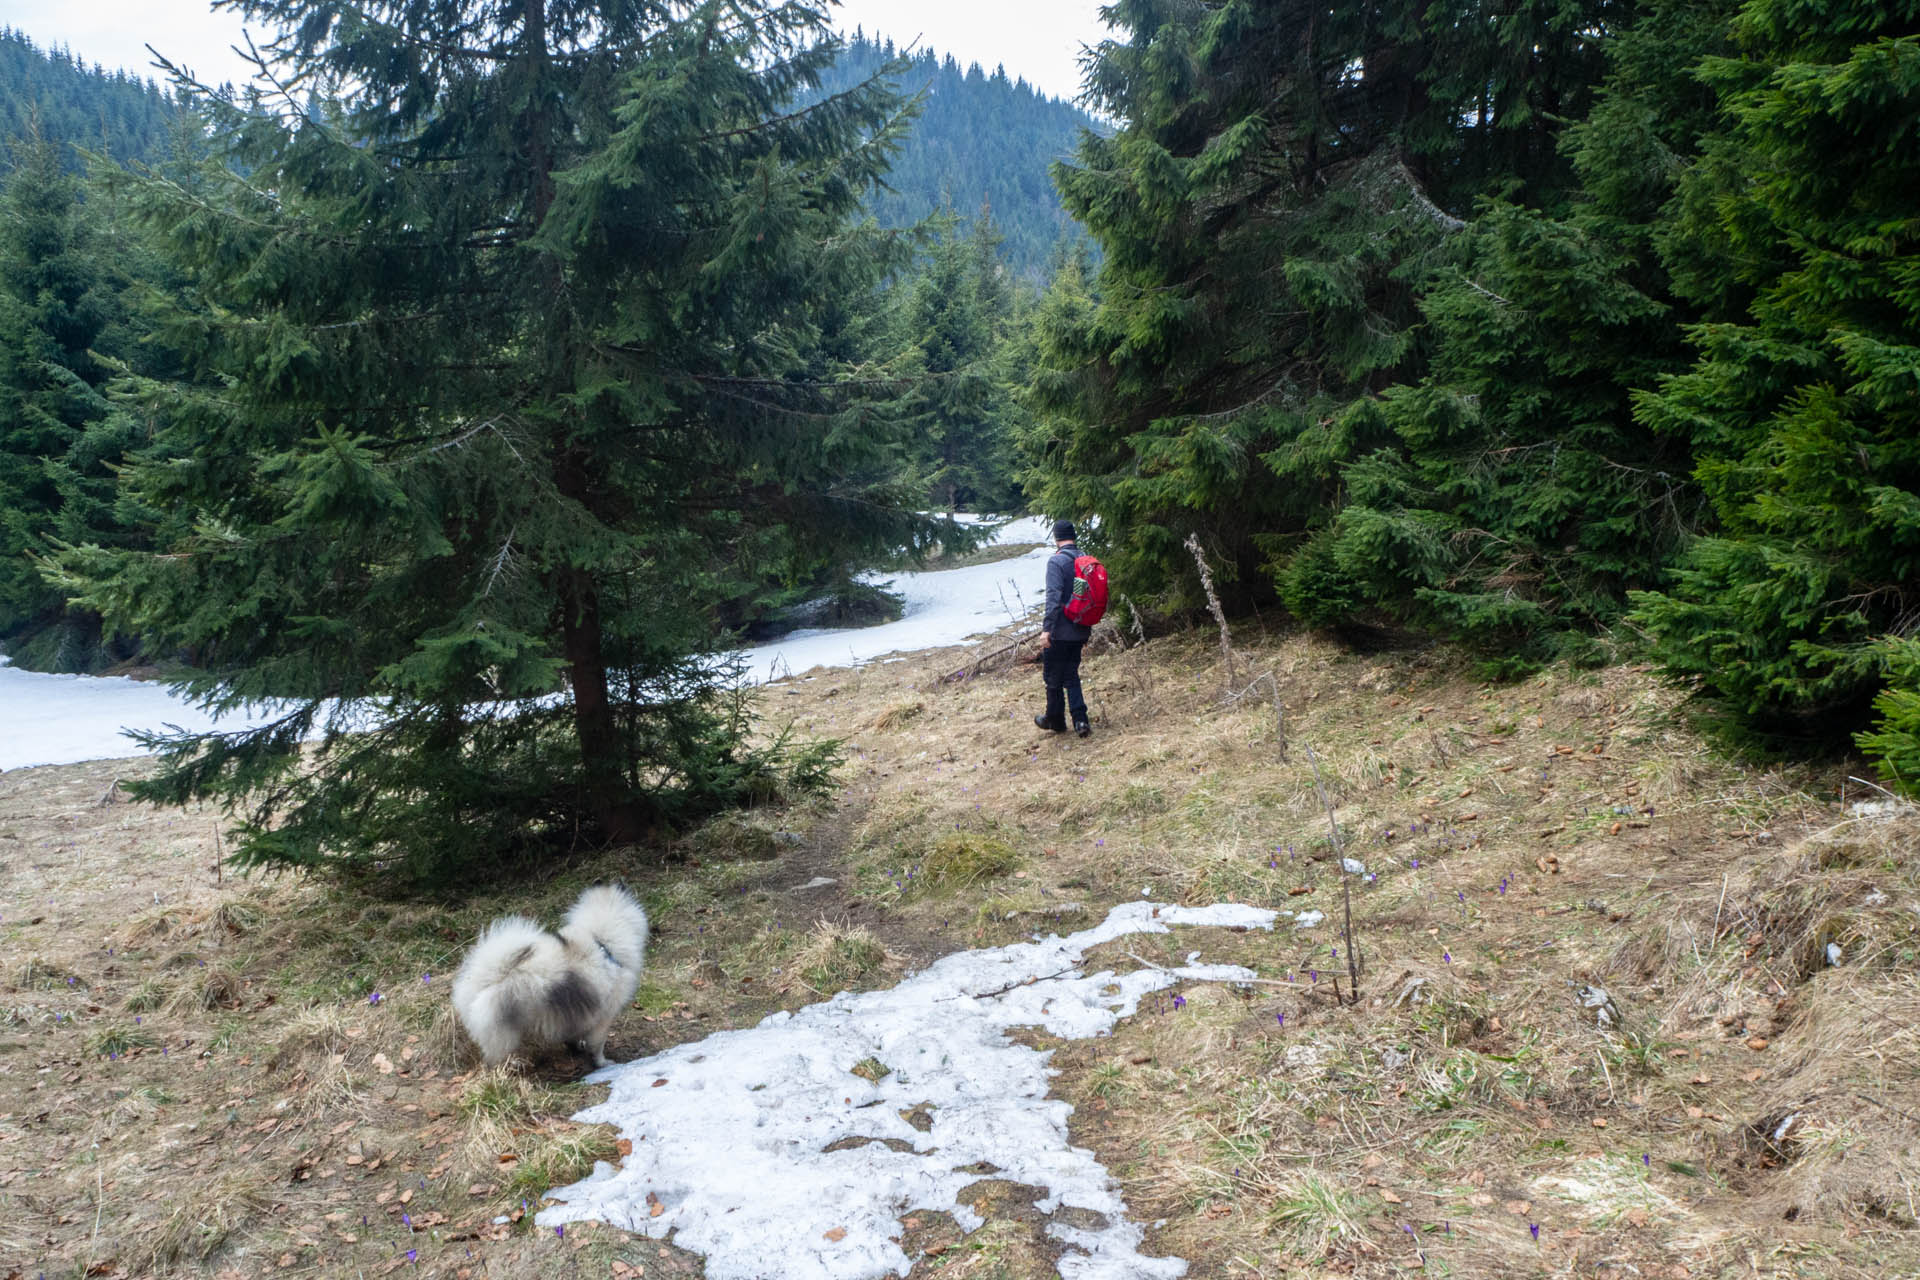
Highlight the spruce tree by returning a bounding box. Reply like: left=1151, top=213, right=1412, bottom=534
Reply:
left=1028, top=0, right=1622, bottom=614
left=0, top=133, right=121, bottom=657
left=1628, top=0, right=1920, bottom=755
left=896, top=208, right=1025, bottom=511
left=51, top=0, right=929, bottom=879
left=1283, top=0, right=1736, bottom=667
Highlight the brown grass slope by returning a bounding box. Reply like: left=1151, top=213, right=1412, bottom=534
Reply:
left=2, top=624, right=1916, bottom=1278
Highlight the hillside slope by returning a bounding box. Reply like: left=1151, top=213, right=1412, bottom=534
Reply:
left=2, top=628, right=1911, bottom=1277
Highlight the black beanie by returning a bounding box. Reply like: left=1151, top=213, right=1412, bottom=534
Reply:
left=1052, top=519, right=1077, bottom=542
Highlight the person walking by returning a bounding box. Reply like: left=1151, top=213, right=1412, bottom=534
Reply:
left=1036, top=519, right=1092, bottom=737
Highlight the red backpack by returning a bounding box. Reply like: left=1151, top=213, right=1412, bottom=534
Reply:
left=1063, top=553, right=1109, bottom=626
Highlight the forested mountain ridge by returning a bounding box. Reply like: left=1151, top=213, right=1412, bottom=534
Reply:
left=817, top=32, right=1099, bottom=278
left=0, top=29, right=182, bottom=170
left=0, top=25, right=1095, bottom=275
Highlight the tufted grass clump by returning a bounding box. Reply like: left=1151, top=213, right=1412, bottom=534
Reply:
left=919, top=832, right=1021, bottom=892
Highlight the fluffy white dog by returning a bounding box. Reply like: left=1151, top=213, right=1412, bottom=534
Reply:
left=450, top=885, right=650, bottom=1067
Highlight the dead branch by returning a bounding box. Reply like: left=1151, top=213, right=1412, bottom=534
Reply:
left=1185, top=533, right=1239, bottom=693
left=1304, top=743, right=1362, bottom=1005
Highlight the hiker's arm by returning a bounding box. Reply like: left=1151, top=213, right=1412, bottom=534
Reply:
left=1042, top=554, right=1066, bottom=637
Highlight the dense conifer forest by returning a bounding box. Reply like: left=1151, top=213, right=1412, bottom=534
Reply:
left=0, top=0, right=1915, bottom=879
left=0, top=29, right=185, bottom=170
left=815, top=33, right=1098, bottom=278
left=1022, top=0, right=1920, bottom=780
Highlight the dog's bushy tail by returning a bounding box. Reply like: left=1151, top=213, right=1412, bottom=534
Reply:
left=450, top=915, right=555, bottom=1065
left=453, top=916, right=549, bottom=994
left=561, top=885, right=649, bottom=970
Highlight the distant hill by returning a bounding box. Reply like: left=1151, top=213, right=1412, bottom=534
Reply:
left=820, top=33, right=1100, bottom=279
left=0, top=29, right=180, bottom=171
left=0, top=26, right=1096, bottom=277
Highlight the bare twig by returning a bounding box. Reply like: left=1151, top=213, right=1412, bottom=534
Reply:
left=1124, top=952, right=1295, bottom=988
left=1304, top=743, right=1362, bottom=1004
left=995, top=579, right=1024, bottom=630
left=1228, top=671, right=1288, bottom=762
left=964, top=967, right=1078, bottom=999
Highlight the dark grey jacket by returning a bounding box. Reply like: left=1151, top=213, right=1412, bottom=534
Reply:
left=1043, top=543, right=1094, bottom=642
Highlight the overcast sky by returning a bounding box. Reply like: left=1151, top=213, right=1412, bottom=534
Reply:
left=0, top=0, right=1114, bottom=103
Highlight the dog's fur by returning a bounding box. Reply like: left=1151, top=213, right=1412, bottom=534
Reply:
left=450, top=885, right=650, bottom=1068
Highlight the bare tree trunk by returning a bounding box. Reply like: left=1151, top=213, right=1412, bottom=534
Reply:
left=523, top=0, right=640, bottom=845
left=559, top=567, right=645, bottom=846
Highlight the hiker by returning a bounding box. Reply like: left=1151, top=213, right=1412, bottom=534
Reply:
left=1036, top=519, right=1095, bottom=737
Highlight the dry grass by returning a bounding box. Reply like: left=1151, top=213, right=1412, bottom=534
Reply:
left=6, top=626, right=1919, bottom=1278
left=136, top=1169, right=278, bottom=1274
left=789, top=920, right=898, bottom=995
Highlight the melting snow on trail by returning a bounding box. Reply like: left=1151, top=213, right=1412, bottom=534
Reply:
left=538, top=901, right=1278, bottom=1279
left=734, top=514, right=1051, bottom=684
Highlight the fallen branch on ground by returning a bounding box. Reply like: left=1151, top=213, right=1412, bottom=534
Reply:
left=942, top=630, right=1041, bottom=683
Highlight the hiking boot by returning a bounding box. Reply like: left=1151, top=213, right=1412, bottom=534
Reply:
left=1034, top=713, right=1066, bottom=733
left=1073, top=716, right=1092, bottom=738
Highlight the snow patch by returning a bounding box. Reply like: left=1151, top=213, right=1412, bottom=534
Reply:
left=0, top=654, right=295, bottom=772
left=537, top=901, right=1277, bottom=1279
left=736, top=516, right=1052, bottom=684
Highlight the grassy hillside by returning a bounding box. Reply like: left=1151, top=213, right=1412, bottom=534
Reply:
left=2, top=624, right=1913, bottom=1276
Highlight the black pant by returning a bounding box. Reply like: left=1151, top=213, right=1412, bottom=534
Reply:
left=1042, top=639, right=1087, bottom=724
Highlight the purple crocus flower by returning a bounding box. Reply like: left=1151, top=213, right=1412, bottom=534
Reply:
left=1530, top=1223, right=1540, bottom=1241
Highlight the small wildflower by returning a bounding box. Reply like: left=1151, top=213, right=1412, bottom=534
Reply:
left=556, top=1226, right=565, bottom=1239
left=407, top=1249, right=417, bottom=1263
left=1172, top=995, right=1186, bottom=1010
left=1276, top=1013, right=1285, bottom=1027
left=368, top=991, right=383, bottom=1005
left=422, top=972, right=431, bottom=983
left=1443, top=951, right=1452, bottom=964
left=1530, top=1223, right=1540, bottom=1241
